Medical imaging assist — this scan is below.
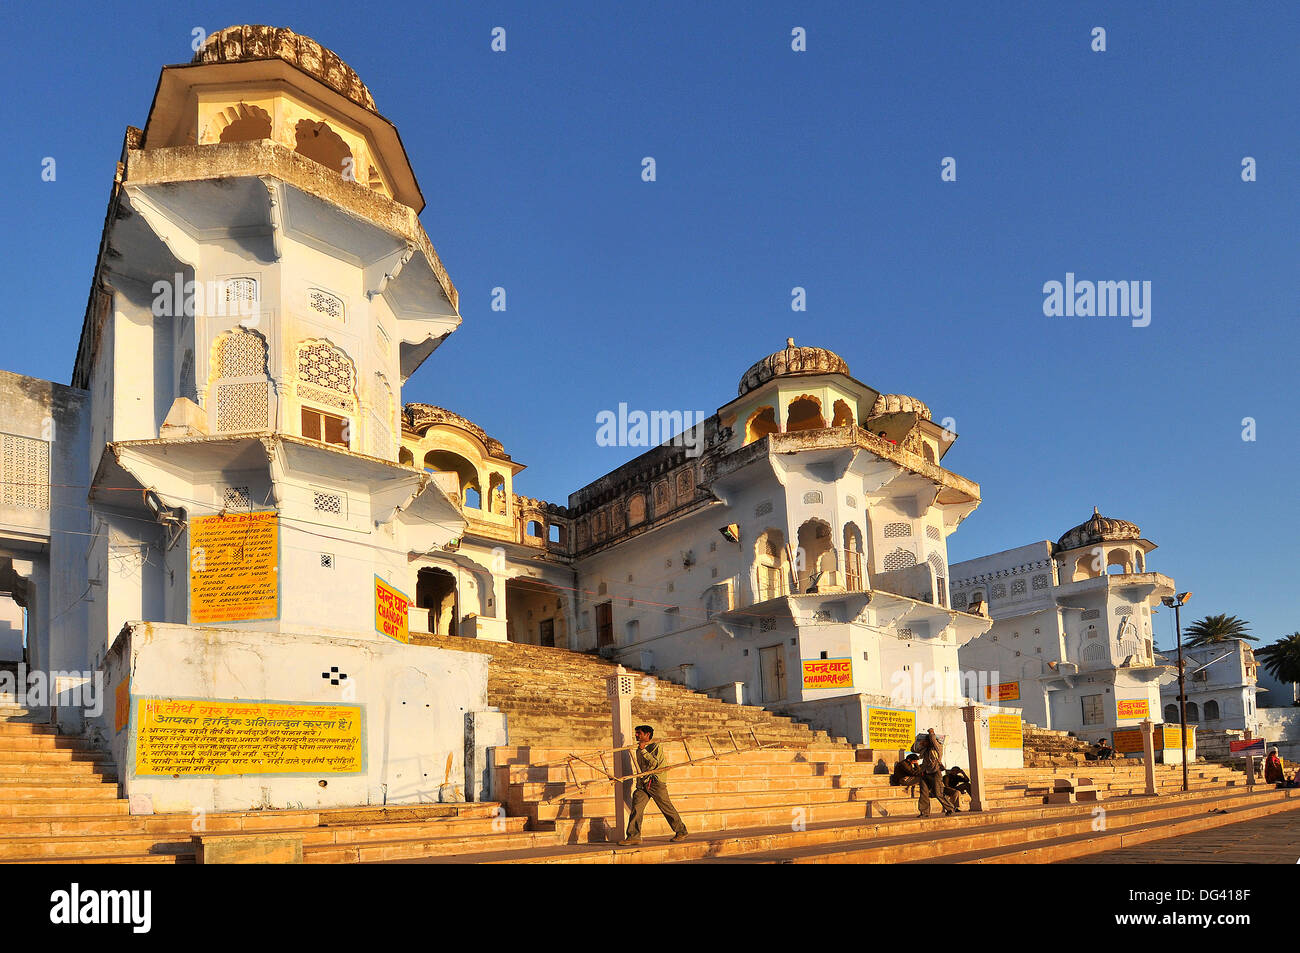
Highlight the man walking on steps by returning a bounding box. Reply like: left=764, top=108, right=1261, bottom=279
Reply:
left=618, top=725, right=689, bottom=846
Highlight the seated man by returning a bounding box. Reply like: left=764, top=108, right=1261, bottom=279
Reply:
left=1095, top=738, right=1114, bottom=761
left=943, top=765, right=972, bottom=809
left=890, top=753, right=923, bottom=792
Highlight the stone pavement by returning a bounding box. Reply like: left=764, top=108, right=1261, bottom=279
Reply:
left=1062, top=808, right=1300, bottom=864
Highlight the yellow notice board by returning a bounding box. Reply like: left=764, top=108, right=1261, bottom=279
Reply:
left=375, top=576, right=411, bottom=643
left=1116, top=698, right=1150, bottom=720
left=984, top=681, right=1020, bottom=702
left=1112, top=727, right=1145, bottom=754
left=114, top=680, right=129, bottom=734
left=188, top=512, right=279, bottom=623
left=1163, top=725, right=1195, bottom=750
left=867, top=707, right=917, bottom=750
left=801, top=658, right=852, bottom=690
left=134, top=698, right=363, bottom=777
left=988, top=714, right=1023, bottom=749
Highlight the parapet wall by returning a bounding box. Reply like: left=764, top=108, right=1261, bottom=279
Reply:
left=95, top=621, right=491, bottom=814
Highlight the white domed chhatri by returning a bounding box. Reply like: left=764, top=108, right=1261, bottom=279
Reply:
left=737, top=338, right=851, bottom=397
left=1055, top=506, right=1143, bottom=554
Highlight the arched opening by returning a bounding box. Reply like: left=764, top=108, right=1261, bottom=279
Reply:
left=294, top=119, right=352, bottom=175
left=796, top=519, right=835, bottom=592
left=744, top=406, right=779, bottom=445
left=217, top=103, right=272, bottom=143
left=928, top=552, right=947, bottom=608
left=755, top=528, right=789, bottom=601
left=1073, top=552, right=1099, bottom=582
left=831, top=399, right=854, bottom=427
left=505, top=578, right=567, bottom=646
left=842, top=522, right=864, bottom=591
left=1106, top=547, right=1132, bottom=575
left=1205, top=699, right=1220, bottom=721
left=922, top=443, right=937, bottom=464
left=786, top=396, right=825, bottom=433
left=424, top=450, right=480, bottom=509
left=398, top=447, right=414, bottom=466
left=1185, top=702, right=1200, bottom=723
left=1164, top=703, right=1179, bottom=722
left=1135, top=550, right=1146, bottom=572
left=416, top=567, right=458, bottom=636
left=526, top=520, right=543, bottom=538
left=488, top=473, right=507, bottom=515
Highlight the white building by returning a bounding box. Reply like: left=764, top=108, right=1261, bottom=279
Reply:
left=953, top=510, right=1177, bottom=742
left=1157, top=640, right=1260, bottom=735
left=0, top=25, right=1029, bottom=807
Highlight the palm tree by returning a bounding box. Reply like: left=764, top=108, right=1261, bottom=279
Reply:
left=1256, top=633, right=1300, bottom=686
left=1183, top=614, right=1256, bottom=647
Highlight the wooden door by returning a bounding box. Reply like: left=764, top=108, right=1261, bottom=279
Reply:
left=759, top=644, right=787, bottom=701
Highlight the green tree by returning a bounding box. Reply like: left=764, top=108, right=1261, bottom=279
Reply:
left=1183, top=614, right=1256, bottom=647
left=1256, top=632, right=1300, bottom=686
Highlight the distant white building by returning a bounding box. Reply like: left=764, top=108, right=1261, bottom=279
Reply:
left=953, top=510, right=1176, bottom=741
left=1156, top=640, right=1259, bottom=735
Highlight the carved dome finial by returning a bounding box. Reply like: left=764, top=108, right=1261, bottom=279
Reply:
left=737, top=341, right=850, bottom=397
left=191, top=25, right=378, bottom=113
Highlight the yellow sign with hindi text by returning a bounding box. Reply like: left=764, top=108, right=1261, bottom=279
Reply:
left=984, top=681, right=1020, bottom=702
left=802, top=658, right=853, bottom=690
left=988, top=714, right=1023, bottom=749
left=375, top=576, right=411, bottom=643
left=1116, top=698, right=1150, bottom=720
left=866, top=706, right=917, bottom=750
left=1112, top=727, right=1144, bottom=754
left=1162, top=724, right=1194, bottom=750
left=133, top=698, right=363, bottom=776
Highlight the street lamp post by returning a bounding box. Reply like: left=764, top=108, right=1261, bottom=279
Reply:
left=1162, top=592, right=1193, bottom=792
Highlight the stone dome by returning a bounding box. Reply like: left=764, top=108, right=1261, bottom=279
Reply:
left=737, top=338, right=850, bottom=397
left=1055, top=507, right=1142, bottom=553
left=192, top=25, right=378, bottom=113
left=869, top=393, right=932, bottom=421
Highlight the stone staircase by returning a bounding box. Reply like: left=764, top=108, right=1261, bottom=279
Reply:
left=1021, top=723, right=1099, bottom=767
left=410, top=633, right=846, bottom=748
left=0, top=700, right=542, bottom=864
left=2, top=643, right=1296, bottom=864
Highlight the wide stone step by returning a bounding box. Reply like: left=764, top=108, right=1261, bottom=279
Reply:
left=306, top=829, right=560, bottom=863
left=925, top=792, right=1300, bottom=864
left=0, top=783, right=121, bottom=800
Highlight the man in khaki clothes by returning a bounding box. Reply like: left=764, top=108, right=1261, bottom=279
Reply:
left=618, top=725, right=689, bottom=845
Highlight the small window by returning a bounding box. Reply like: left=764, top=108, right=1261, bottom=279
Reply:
left=308, top=288, right=344, bottom=320
left=526, top=520, right=543, bottom=537
left=302, top=407, right=349, bottom=447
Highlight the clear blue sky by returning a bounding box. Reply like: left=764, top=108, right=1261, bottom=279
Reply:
left=2, top=1, right=1296, bottom=649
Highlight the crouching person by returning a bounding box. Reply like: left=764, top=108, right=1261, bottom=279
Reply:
left=891, top=753, right=923, bottom=793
